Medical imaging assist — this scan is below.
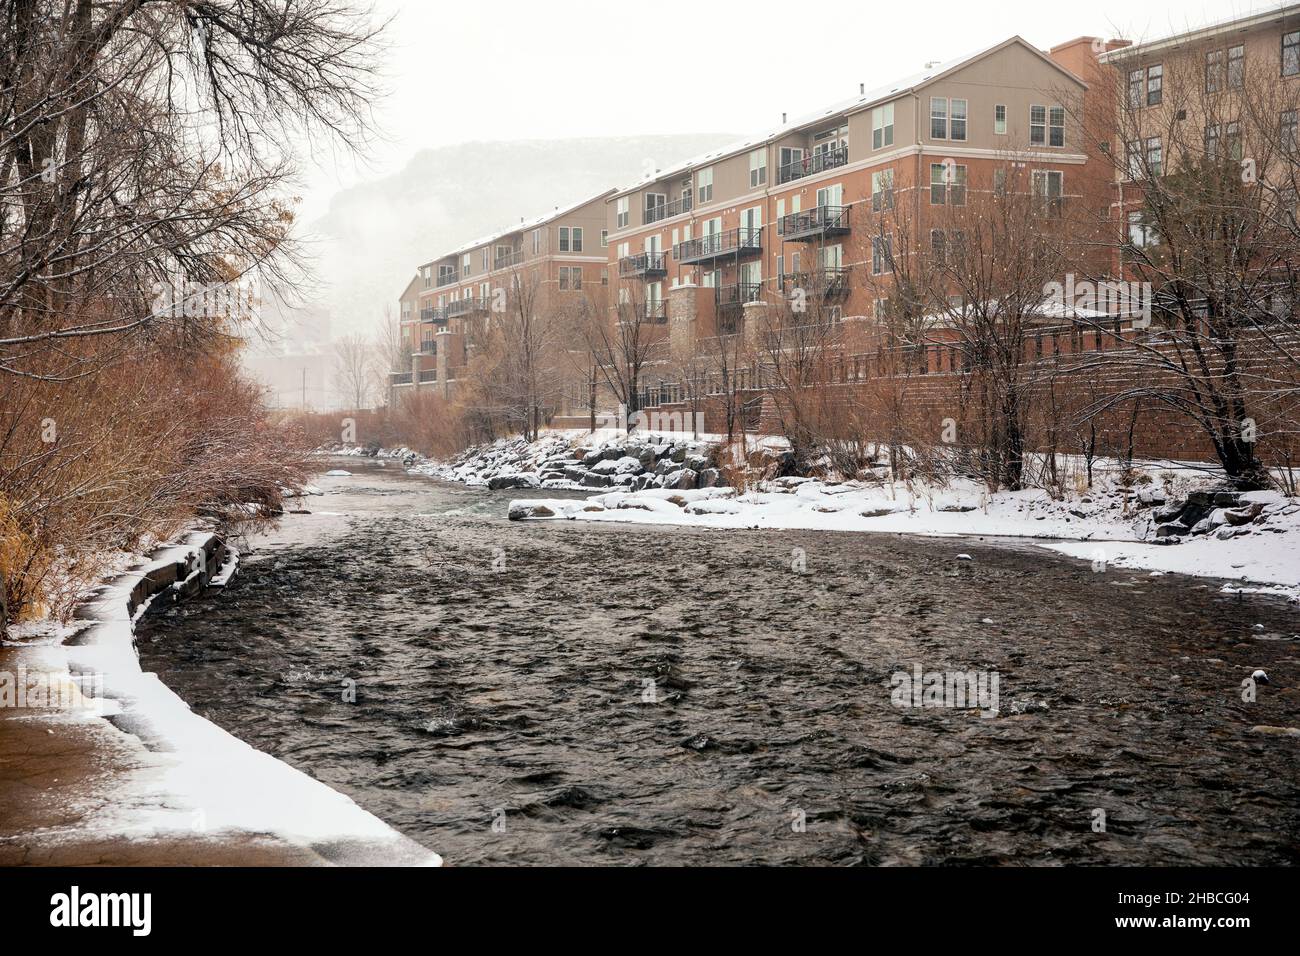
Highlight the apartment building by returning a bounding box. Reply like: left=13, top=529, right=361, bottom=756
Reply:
left=604, top=36, right=1109, bottom=359
left=392, top=189, right=613, bottom=399
left=1098, top=4, right=1300, bottom=275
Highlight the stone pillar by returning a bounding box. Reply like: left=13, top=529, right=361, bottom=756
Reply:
left=742, top=300, right=769, bottom=350
left=667, top=283, right=700, bottom=359
left=435, top=330, right=451, bottom=400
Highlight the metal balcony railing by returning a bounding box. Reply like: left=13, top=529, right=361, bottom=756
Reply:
left=776, top=144, right=850, bottom=184
left=777, top=204, right=851, bottom=241
left=644, top=194, right=694, bottom=224
left=716, top=282, right=763, bottom=311
left=446, top=297, right=488, bottom=318
left=436, top=271, right=459, bottom=288
left=618, top=251, right=669, bottom=278
left=493, top=249, right=525, bottom=270
left=676, top=226, right=763, bottom=265
left=781, top=266, right=852, bottom=300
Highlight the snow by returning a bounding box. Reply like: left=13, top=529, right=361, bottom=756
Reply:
left=509, top=476, right=1300, bottom=600
left=19, top=532, right=440, bottom=866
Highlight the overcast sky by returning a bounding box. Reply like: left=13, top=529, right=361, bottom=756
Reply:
left=295, top=0, right=1281, bottom=220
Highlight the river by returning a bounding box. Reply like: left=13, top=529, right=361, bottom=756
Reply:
left=136, top=460, right=1300, bottom=865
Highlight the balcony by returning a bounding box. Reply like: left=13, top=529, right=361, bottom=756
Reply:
left=778, top=205, right=851, bottom=241
left=390, top=371, right=413, bottom=386
left=776, top=145, right=850, bottom=184
left=781, top=266, right=851, bottom=301
left=436, top=271, right=459, bottom=288
left=446, top=297, right=488, bottom=318
left=676, top=227, right=763, bottom=266
left=716, top=282, right=763, bottom=332
left=493, top=249, right=525, bottom=270
left=644, top=194, right=693, bottom=225
left=417, top=339, right=437, bottom=355
left=618, top=251, right=668, bottom=279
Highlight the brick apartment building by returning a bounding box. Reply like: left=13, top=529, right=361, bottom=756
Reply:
left=1097, top=5, right=1300, bottom=276
left=391, top=189, right=612, bottom=400
left=390, top=8, right=1299, bottom=460
left=602, top=35, right=1125, bottom=367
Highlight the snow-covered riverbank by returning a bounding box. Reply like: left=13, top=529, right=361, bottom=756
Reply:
left=347, top=431, right=1300, bottom=602
left=0, top=531, right=440, bottom=867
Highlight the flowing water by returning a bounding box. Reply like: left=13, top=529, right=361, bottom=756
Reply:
left=136, top=460, right=1300, bottom=866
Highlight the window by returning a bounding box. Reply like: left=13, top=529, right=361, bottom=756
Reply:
left=600, top=230, right=609, bottom=248
left=1206, top=121, right=1242, bottom=161
left=681, top=177, right=694, bottom=212
left=1128, top=211, right=1154, bottom=248
left=951, top=99, right=967, bottom=141
left=871, top=169, right=894, bottom=211
left=1228, top=45, right=1244, bottom=88
left=1285, top=31, right=1300, bottom=76
left=697, top=167, right=714, bottom=203
left=1030, top=105, right=1046, bottom=145
left=1032, top=170, right=1063, bottom=217
left=461, top=253, right=471, bottom=277
left=929, top=162, right=966, bottom=205
left=571, top=227, right=583, bottom=252
left=994, top=104, right=1006, bottom=135
left=931, top=229, right=946, bottom=263
left=1206, top=49, right=1225, bottom=92
left=1147, top=64, right=1163, bottom=105
left=1282, top=110, right=1298, bottom=153
left=558, top=227, right=570, bottom=252
left=872, top=103, right=895, bottom=149
left=482, top=248, right=489, bottom=271
left=1125, top=141, right=1141, bottom=179
left=532, top=229, right=542, bottom=254
left=558, top=267, right=582, bottom=290
left=616, top=197, right=629, bottom=229
left=1049, top=107, right=1065, bottom=147
left=601, top=269, right=609, bottom=286
left=1128, top=69, right=1143, bottom=109
left=644, top=193, right=666, bottom=223
left=930, top=97, right=948, bottom=139
left=422, top=265, right=431, bottom=288
left=993, top=167, right=1007, bottom=195
left=749, top=149, right=767, bottom=188
left=779, top=147, right=804, bottom=179
left=872, top=235, right=892, bottom=275
left=1145, top=137, right=1162, bottom=176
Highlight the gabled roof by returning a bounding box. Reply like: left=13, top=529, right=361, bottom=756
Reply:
left=1099, top=3, right=1300, bottom=62
left=419, top=188, right=616, bottom=270
left=609, top=36, right=1087, bottom=200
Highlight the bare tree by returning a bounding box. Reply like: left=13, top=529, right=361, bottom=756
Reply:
left=332, top=333, right=375, bottom=412
left=1066, top=42, right=1300, bottom=486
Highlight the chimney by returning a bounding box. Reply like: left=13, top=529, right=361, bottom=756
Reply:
left=782, top=112, right=787, bottom=124
left=860, top=83, right=865, bottom=94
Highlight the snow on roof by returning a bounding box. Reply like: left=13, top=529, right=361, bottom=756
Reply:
left=1099, top=3, right=1300, bottom=62
left=608, top=37, right=1067, bottom=198
left=419, top=188, right=615, bottom=269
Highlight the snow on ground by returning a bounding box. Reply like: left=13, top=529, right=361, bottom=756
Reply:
left=4, top=532, right=440, bottom=866
left=327, top=431, right=1300, bottom=600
